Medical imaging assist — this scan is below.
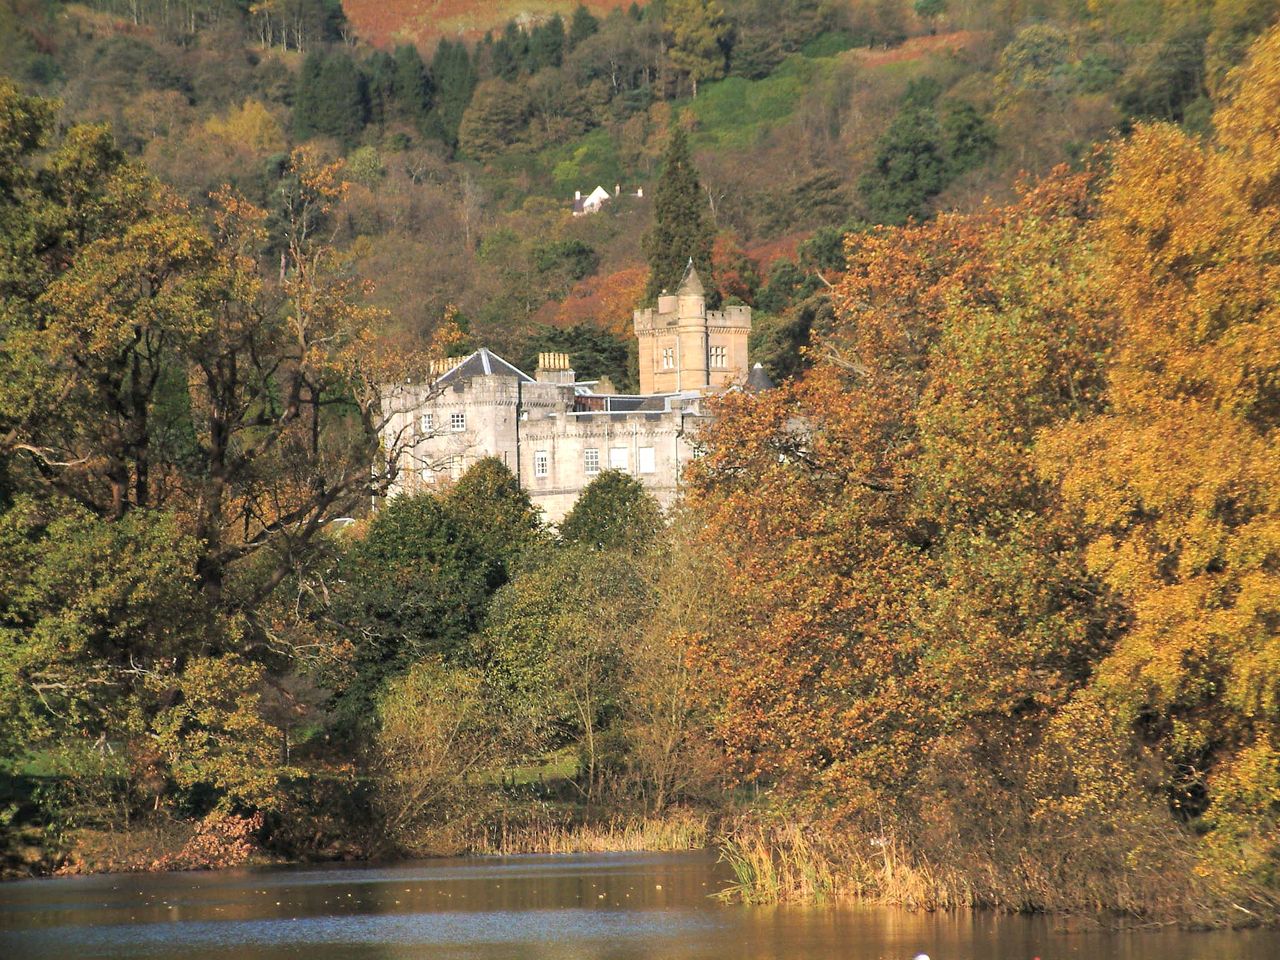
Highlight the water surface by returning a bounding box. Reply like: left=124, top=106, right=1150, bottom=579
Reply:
left=2, top=850, right=1277, bottom=959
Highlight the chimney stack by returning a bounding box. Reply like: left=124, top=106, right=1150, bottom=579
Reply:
left=535, top=351, right=576, bottom=385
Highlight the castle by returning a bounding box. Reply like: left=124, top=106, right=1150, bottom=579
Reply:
left=380, top=264, right=770, bottom=522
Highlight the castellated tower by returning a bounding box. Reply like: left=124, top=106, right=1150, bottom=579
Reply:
left=633, top=262, right=751, bottom=395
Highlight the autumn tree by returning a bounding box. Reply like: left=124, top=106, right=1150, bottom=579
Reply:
left=642, top=126, right=714, bottom=301
left=0, top=85, right=417, bottom=818
left=1, top=97, right=405, bottom=610
left=1037, top=23, right=1280, bottom=890
left=685, top=167, right=1119, bottom=905
left=458, top=78, right=531, bottom=160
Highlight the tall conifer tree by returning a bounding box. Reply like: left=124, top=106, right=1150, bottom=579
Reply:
left=643, top=126, right=713, bottom=302
left=392, top=44, right=433, bottom=123
left=429, top=39, right=478, bottom=148
left=568, top=4, right=600, bottom=48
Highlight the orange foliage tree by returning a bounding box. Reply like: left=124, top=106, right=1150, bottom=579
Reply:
left=687, top=169, right=1111, bottom=818
left=682, top=24, right=1280, bottom=914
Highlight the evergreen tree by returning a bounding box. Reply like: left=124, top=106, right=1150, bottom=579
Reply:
left=857, top=106, right=947, bottom=225
left=429, top=38, right=479, bottom=148
left=665, top=0, right=730, bottom=97
left=522, top=324, right=633, bottom=392
left=363, top=50, right=397, bottom=127
left=528, top=15, right=567, bottom=71
left=643, top=126, right=714, bottom=301
left=295, top=51, right=368, bottom=146
left=568, top=4, right=600, bottom=48
left=292, top=50, right=326, bottom=140
left=392, top=43, right=434, bottom=124
left=495, top=20, right=529, bottom=79
left=559, top=471, right=664, bottom=553
left=940, top=101, right=996, bottom=175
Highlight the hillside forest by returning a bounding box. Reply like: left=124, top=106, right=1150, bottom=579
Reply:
left=3, top=0, right=1280, bottom=925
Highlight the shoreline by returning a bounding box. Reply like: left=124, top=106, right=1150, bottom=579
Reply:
left=6, top=814, right=1277, bottom=932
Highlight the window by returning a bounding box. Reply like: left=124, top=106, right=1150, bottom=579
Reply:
left=710, top=345, right=727, bottom=368
left=662, top=347, right=675, bottom=369
left=584, top=448, right=600, bottom=475
left=450, top=412, right=465, bottom=432
left=420, top=412, right=434, bottom=434
left=609, top=447, right=629, bottom=471
left=638, top=447, right=656, bottom=475
left=534, top=450, right=549, bottom=478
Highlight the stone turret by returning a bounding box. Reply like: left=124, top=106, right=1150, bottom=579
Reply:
left=633, top=260, right=751, bottom=394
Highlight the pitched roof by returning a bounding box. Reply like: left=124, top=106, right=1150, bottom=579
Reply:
left=677, top=259, right=705, bottom=296
left=436, top=347, right=533, bottom=386
left=746, top=362, right=776, bottom=392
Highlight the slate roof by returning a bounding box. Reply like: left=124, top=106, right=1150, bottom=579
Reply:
left=746, top=362, right=776, bottom=392
left=436, top=347, right=534, bottom=386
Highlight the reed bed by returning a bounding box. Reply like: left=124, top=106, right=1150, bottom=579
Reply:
left=713, top=817, right=1280, bottom=926
left=466, top=807, right=712, bottom=856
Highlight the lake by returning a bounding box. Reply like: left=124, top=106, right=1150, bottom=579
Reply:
left=2, top=850, right=1277, bottom=960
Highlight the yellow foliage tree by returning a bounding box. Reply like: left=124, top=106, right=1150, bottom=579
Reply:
left=1037, top=23, right=1280, bottom=886
left=204, top=99, right=286, bottom=155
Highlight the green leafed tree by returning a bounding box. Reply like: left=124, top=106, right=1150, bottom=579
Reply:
left=665, top=0, right=731, bottom=97
left=444, top=457, right=546, bottom=579
left=331, top=493, right=500, bottom=727
left=559, top=469, right=664, bottom=553
left=471, top=544, right=657, bottom=798
left=642, top=126, right=714, bottom=302
left=858, top=106, right=947, bottom=224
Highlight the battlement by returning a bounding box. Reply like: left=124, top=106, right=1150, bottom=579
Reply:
left=708, top=305, right=751, bottom=328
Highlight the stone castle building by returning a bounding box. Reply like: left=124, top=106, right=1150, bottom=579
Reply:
left=380, top=265, right=769, bottom=522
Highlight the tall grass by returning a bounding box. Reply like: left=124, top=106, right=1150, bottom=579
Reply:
left=466, top=806, right=712, bottom=856
left=713, top=817, right=1280, bottom=926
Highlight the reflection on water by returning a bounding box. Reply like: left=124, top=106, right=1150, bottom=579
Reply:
left=1, top=851, right=1277, bottom=960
